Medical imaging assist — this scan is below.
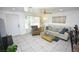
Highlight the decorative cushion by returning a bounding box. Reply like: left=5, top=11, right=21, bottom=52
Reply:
left=59, top=28, right=65, bottom=34
left=46, top=26, right=49, bottom=30
left=44, top=30, right=52, bottom=35
left=59, top=28, right=68, bottom=34
left=47, top=26, right=52, bottom=31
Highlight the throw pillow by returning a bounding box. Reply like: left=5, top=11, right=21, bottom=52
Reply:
left=59, top=28, right=65, bottom=34
left=46, top=26, right=49, bottom=30
left=44, top=31, right=51, bottom=35
left=59, top=28, right=68, bottom=34
left=48, top=26, right=52, bottom=31
left=65, top=28, right=68, bottom=32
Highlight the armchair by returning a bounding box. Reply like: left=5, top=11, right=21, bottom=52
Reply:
left=31, top=26, right=40, bottom=36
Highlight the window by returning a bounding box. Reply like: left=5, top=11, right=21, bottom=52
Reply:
left=25, top=16, right=40, bottom=29
left=25, top=16, right=30, bottom=29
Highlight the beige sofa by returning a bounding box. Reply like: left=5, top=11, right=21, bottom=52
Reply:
left=44, top=25, right=70, bottom=41
left=45, top=30, right=69, bottom=40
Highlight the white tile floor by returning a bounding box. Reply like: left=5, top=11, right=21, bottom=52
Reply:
left=13, top=33, right=71, bottom=52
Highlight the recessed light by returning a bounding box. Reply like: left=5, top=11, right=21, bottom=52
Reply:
left=59, top=9, right=63, bottom=11
left=12, top=8, right=15, bottom=11
left=24, top=7, right=28, bottom=12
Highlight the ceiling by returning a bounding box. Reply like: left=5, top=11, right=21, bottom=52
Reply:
left=0, top=7, right=24, bottom=12
left=0, top=7, right=79, bottom=14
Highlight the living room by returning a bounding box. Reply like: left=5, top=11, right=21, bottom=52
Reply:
left=0, top=7, right=79, bottom=52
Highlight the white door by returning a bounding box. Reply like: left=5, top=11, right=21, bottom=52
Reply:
left=6, top=14, right=20, bottom=36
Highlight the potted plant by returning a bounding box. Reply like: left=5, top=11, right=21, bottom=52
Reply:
left=7, top=44, right=17, bottom=52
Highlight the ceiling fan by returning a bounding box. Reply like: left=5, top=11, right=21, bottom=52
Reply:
left=41, top=9, right=52, bottom=14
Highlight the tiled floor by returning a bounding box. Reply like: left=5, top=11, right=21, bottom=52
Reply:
left=13, top=33, right=71, bottom=52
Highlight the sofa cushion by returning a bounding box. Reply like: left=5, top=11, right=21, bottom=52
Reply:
left=45, top=30, right=69, bottom=40
left=46, top=25, right=65, bottom=32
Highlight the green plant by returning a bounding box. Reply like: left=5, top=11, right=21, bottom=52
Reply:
left=7, top=44, right=17, bottom=52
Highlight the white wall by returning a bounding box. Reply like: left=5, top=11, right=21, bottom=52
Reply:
left=0, top=11, right=26, bottom=36
left=1, top=10, right=79, bottom=36
left=44, top=10, right=79, bottom=27
left=0, top=18, right=6, bottom=37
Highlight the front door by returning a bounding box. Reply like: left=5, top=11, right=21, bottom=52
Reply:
left=6, top=14, right=20, bottom=36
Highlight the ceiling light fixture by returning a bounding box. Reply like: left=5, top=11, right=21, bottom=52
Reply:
left=12, top=8, right=15, bottom=11
left=24, top=7, right=28, bottom=12
left=59, top=9, right=63, bottom=11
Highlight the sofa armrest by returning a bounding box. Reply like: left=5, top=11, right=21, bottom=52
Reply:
left=57, top=32, right=69, bottom=40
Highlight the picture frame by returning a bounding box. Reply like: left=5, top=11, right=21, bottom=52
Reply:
left=52, top=16, right=66, bottom=23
